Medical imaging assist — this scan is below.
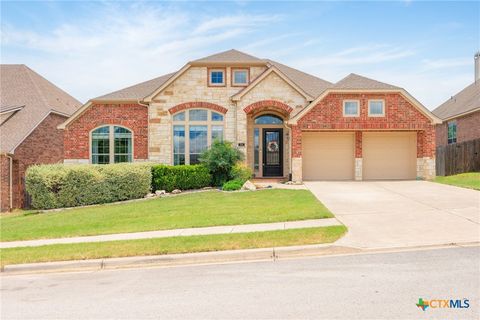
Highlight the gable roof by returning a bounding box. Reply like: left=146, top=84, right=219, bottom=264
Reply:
left=266, top=60, right=332, bottom=98
left=191, top=49, right=265, bottom=64
left=432, top=82, right=480, bottom=120
left=332, top=73, right=401, bottom=90
left=0, top=65, right=81, bottom=153
left=289, top=72, right=441, bottom=125
left=94, top=72, right=176, bottom=101
left=231, top=66, right=315, bottom=102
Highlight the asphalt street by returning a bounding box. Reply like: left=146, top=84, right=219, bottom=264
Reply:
left=1, top=246, right=479, bottom=320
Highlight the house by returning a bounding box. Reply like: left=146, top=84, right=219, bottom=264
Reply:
left=432, top=52, right=480, bottom=147
left=0, top=65, right=81, bottom=211
left=60, top=49, right=440, bottom=183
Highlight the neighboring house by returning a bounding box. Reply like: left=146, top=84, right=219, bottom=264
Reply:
left=432, top=53, right=480, bottom=147
left=60, top=49, right=440, bottom=183
left=0, top=65, right=81, bottom=211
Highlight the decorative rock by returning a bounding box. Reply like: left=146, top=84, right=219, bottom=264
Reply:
left=145, top=193, right=156, bottom=198
left=241, top=180, right=257, bottom=191
left=202, top=186, right=213, bottom=190
left=171, top=189, right=182, bottom=194
left=155, top=190, right=166, bottom=196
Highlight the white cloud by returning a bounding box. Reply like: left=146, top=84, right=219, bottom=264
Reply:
left=422, top=57, right=471, bottom=70
left=295, top=44, right=415, bottom=68
left=0, top=3, right=279, bottom=102
left=193, top=14, right=281, bottom=35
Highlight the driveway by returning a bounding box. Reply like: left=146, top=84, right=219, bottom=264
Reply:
left=305, top=181, right=480, bottom=249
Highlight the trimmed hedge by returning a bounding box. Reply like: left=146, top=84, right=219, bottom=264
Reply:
left=152, top=165, right=212, bottom=192
left=25, top=163, right=152, bottom=210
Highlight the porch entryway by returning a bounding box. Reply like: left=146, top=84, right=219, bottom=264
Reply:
left=247, top=113, right=289, bottom=178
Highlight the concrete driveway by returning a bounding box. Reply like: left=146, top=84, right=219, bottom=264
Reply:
left=305, top=181, right=480, bottom=249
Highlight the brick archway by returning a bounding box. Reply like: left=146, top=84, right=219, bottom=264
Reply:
left=243, top=100, right=293, bottom=115
left=168, top=102, right=228, bottom=115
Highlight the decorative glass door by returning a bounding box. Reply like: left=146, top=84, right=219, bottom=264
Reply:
left=262, top=129, right=283, bottom=177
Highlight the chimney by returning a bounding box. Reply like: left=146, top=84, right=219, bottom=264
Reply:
left=475, top=51, right=480, bottom=82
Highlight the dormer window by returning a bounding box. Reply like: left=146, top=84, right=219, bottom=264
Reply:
left=232, top=68, right=249, bottom=86
left=208, top=68, right=225, bottom=86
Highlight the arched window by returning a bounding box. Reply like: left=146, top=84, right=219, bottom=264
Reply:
left=254, top=114, right=283, bottom=125
left=91, top=125, right=132, bottom=164
left=172, top=109, right=224, bottom=165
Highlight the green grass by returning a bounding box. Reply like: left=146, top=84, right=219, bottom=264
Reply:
left=0, top=226, right=347, bottom=266
left=0, top=190, right=333, bottom=242
left=434, top=172, right=480, bottom=190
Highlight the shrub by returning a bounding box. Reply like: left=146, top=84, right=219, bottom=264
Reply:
left=222, top=179, right=244, bottom=191
left=200, top=140, right=243, bottom=186
left=25, top=163, right=152, bottom=210
left=231, top=163, right=253, bottom=184
left=151, top=165, right=211, bottom=192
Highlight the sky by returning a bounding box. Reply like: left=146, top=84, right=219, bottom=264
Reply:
left=1, top=1, right=479, bottom=109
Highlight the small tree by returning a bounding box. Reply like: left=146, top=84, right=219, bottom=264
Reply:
left=200, top=140, right=243, bottom=186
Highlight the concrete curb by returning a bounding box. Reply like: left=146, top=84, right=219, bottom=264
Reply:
left=2, top=241, right=478, bottom=276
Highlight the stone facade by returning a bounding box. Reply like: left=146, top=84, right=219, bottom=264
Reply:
left=1, top=113, right=68, bottom=210
left=435, top=110, right=480, bottom=147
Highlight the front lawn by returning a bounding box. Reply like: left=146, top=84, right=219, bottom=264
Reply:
left=434, top=172, right=480, bottom=191
left=1, top=189, right=333, bottom=242
left=0, top=226, right=347, bottom=266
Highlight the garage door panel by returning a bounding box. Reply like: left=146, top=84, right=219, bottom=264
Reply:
left=363, top=132, right=416, bottom=180
left=302, top=132, right=354, bottom=180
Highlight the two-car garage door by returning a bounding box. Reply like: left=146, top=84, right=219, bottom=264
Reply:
left=302, top=132, right=416, bottom=180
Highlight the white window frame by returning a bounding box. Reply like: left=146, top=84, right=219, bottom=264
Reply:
left=343, top=100, right=360, bottom=117
left=89, top=125, right=134, bottom=164
left=171, top=109, right=225, bottom=165
left=231, top=68, right=249, bottom=86
left=368, top=99, right=385, bottom=117
left=208, top=68, right=225, bottom=86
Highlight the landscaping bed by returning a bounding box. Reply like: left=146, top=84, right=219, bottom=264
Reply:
left=1, top=189, right=333, bottom=242
left=434, top=172, right=480, bottom=190
left=0, top=226, right=347, bottom=266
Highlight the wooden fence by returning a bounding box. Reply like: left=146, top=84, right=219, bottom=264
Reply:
left=436, top=138, right=480, bottom=176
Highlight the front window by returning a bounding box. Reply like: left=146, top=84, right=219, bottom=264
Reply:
left=91, top=125, right=132, bottom=164
left=232, top=69, right=249, bottom=86
left=172, top=109, right=225, bottom=165
left=447, top=121, right=457, bottom=144
left=368, top=100, right=385, bottom=116
left=209, top=69, right=225, bottom=86
left=343, top=100, right=359, bottom=117
left=254, top=114, right=283, bottom=125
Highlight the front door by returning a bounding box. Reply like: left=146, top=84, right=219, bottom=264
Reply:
left=263, top=128, right=283, bottom=177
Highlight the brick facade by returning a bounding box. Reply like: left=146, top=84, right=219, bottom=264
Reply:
left=435, top=110, right=480, bottom=147
left=1, top=113, right=68, bottom=210
left=290, top=92, right=436, bottom=182
left=63, top=103, right=148, bottom=161
left=244, top=100, right=293, bottom=115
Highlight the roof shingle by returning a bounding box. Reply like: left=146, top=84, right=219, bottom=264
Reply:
left=332, top=73, right=401, bottom=90
left=94, top=72, right=176, bottom=101
left=0, top=65, right=81, bottom=153
left=432, top=82, right=480, bottom=120
left=192, top=49, right=264, bottom=64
